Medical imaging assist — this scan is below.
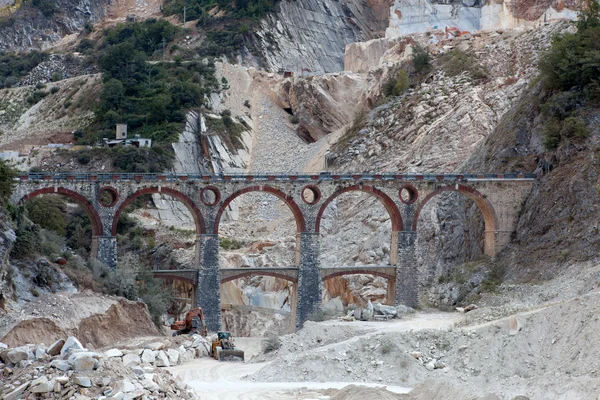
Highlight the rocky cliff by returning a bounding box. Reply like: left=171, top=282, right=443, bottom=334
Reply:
left=0, top=0, right=109, bottom=52
left=252, top=0, right=392, bottom=73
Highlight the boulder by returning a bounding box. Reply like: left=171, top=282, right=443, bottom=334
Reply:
left=509, top=316, right=522, bottom=336
left=166, top=348, right=180, bottom=365
left=0, top=342, right=7, bottom=350
left=4, top=382, right=29, bottom=400
left=396, top=305, right=415, bottom=315
left=68, top=352, right=99, bottom=371
left=141, top=377, right=159, bottom=391
left=73, top=375, right=92, bottom=387
left=115, top=378, right=136, bottom=393
left=60, top=336, right=84, bottom=356
left=55, top=376, right=69, bottom=384
left=7, top=346, right=34, bottom=363
left=50, top=359, right=71, bottom=371
left=47, top=339, right=65, bottom=356
left=105, top=348, right=123, bottom=358
left=35, top=345, right=47, bottom=360
left=154, top=350, right=170, bottom=367
left=30, top=376, right=51, bottom=393
left=105, top=391, right=125, bottom=400
left=464, top=304, right=478, bottom=312
left=140, top=349, right=156, bottom=364
left=180, top=349, right=195, bottom=364
left=373, top=303, right=398, bottom=317
left=122, top=353, right=141, bottom=367
left=145, top=342, right=165, bottom=351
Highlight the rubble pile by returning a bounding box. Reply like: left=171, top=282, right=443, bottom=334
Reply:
left=0, top=334, right=212, bottom=399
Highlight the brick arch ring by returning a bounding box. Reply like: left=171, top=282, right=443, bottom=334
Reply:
left=20, top=188, right=103, bottom=237
left=112, top=187, right=206, bottom=236
left=412, top=184, right=498, bottom=256
left=315, top=184, right=403, bottom=233
left=213, top=186, right=306, bottom=234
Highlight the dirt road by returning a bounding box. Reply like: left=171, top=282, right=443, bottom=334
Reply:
left=167, top=312, right=460, bottom=399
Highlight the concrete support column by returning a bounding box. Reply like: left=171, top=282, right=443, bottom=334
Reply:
left=196, top=234, right=221, bottom=332
left=396, top=231, right=418, bottom=308
left=289, top=282, right=298, bottom=333
left=96, top=236, right=117, bottom=269
left=386, top=276, right=397, bottom=306
left=296, top=232, right=322, bottom=329
left=390, top=231, right=399, bottom=265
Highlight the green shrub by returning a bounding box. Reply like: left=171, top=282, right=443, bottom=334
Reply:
left=51, top=72, right=62, bottom=82
left=0, top=160, right=16, bottom=205
left=50, top=86, right=59, bottom=94
left=412, top=44, right=430, bottom=72
left=25, top=196, right=67, bottom=236
left=440, top=49, right=487, bottom=80
left=290, top=114, right=299, bottom=124
left=11, top=223, right=41, bottom=259
left=220, top=237, right=245, bottom=250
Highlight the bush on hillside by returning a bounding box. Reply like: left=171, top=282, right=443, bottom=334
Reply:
left=538, top=0, right=599, bottom=148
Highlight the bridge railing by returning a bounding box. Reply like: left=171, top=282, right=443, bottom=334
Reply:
left=17, top=172, right=538, bottom=182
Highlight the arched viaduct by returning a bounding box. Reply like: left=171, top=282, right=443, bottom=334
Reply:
left=11, top=172, right=536, bottom=331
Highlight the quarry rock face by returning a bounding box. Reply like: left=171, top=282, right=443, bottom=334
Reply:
left=253, top=0, right=391, bottom=74
left=0, top=0, right=109, bottom=52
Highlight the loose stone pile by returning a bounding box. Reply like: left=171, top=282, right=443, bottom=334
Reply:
left=0, top=334, right=211, bottom=399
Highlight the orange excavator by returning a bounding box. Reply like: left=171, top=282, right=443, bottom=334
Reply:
left=171, top=307, right=208, bottom=337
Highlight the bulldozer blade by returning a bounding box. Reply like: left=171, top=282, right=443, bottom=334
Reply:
left=218, top=349, right=245, bottom=362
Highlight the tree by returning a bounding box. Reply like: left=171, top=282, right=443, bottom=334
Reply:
left=101, top=79, right=125, bottom=111
left=0, top=160, right=16, bottom=206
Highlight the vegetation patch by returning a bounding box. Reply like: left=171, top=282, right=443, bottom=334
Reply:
left=439, top=49, right=488, bottom=81
left=538, top=0, right=599, bottom=149
left=75, top=19, right=220, bottom=172
left=163, top=0, right=280, bottom=58
left=0, top=50, right=47, bottom=88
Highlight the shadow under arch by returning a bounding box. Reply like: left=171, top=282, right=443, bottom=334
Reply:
left=112, top=187, right=206, bottom=236
left=315, top=185, right=403, bottom=233
left=213, top=185, right=306, bottom=234
left=412, top=184, right=498, bottom=256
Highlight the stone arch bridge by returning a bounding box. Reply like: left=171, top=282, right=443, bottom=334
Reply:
left=11, top=172, right=536, bottom=331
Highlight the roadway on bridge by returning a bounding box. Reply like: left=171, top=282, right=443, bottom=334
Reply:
left=167, top=311, right=460, bottom=399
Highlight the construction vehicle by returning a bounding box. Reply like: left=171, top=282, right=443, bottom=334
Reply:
left=211, top=331, right=244, bottom=361
left=171, top=307, right=208, bottom=337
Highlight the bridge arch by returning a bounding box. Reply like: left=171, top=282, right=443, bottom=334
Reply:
left=412, top=184, right=498, bottom=256
left=321, top=269, right=396, bottom=283
left=221, top=270, right=298, bottom=284
left=20, top=187, right=103, bottom=237
left=315, top=185, right=403, bottom=233
left=111, top=187, right=206, bottom=236
left=321, top=268, right=397, bottom=306
left=213, top=186, right=306, bottom=234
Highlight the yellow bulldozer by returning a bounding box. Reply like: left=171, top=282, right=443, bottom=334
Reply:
left=211, top=331, right=244, bottom=362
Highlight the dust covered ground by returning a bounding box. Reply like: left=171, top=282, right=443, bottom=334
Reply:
left=0, top=291, right=160, bottom=348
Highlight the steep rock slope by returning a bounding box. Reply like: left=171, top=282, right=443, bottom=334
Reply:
left=253, top=0, right=392, bottom=73
left=0, top=0, right=109, bottom=52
